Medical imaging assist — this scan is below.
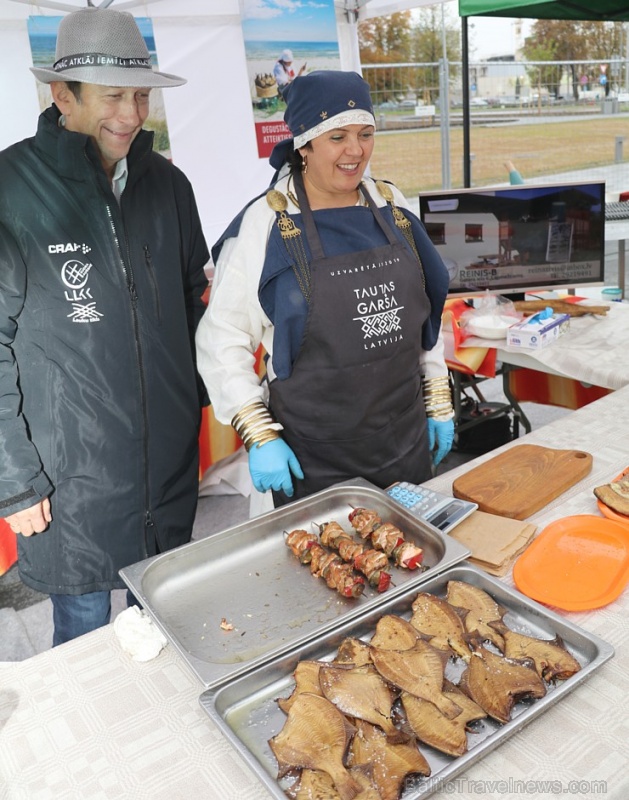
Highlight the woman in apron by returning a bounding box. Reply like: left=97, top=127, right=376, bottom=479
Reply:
left=196, top=71, right=454, bottom=510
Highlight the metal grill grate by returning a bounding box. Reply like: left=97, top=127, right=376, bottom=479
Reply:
left=605, top=202, right=629, bottom=220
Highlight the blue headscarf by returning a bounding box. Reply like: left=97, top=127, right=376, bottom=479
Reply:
left=269, top=70, right=375, bottom=171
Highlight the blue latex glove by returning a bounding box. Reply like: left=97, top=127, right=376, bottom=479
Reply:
left=248, top=438, right=304, bottom=496
left=427, top=418, right=455, bottom=467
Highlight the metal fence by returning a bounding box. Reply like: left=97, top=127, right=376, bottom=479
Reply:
left=362, top=58, right=629, bottom=200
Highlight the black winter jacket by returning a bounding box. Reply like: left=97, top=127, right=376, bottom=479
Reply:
left=0, top=105, right=209, bottom=594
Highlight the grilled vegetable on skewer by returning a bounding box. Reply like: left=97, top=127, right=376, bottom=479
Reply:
left=348, top=508, right=424, bottom=570
left=285, top=529, right=319, bottom=564
left=348, top=507, right=381, bottom=538
left=285, top=529, right=365, bottom=599
left=318, top=521, right=391, bottom=593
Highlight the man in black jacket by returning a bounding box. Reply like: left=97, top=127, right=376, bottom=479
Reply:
left=0, top=7, right=209, bottom=644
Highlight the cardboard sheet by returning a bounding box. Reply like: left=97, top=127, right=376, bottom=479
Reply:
left=449, top=510, right=537, bottom=577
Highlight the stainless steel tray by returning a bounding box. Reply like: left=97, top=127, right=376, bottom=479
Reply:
left=198, top=563, right=614, bottom=800
left=120, top=478, right=470, bottom=688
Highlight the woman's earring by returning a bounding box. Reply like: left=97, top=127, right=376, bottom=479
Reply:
left=302, top=154, right=308, bottom=174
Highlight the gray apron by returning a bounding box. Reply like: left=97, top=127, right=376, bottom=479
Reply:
left=269, top=174, right=431, bottom=505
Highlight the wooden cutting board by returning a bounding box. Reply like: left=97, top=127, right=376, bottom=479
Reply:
left=452, top=444, right=593, bottom=520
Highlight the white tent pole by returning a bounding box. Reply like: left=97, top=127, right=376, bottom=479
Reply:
left=337, top=0, right=363, bottom=72
left=439, top=2, right=451, bottom=188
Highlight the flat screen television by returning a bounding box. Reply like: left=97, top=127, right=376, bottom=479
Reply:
left=418, top=181, right=605, bottom=298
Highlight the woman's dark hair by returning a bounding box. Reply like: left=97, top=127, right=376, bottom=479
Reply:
left=287, top=141, right=312, bottom=175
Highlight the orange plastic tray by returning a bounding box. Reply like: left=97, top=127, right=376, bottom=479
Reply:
left=597, top=466, right=629, bottom=525
left=513, top=515, right=629, bottom=611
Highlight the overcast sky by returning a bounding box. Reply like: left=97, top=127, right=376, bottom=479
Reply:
left=467, top=16, right=533, bottom=60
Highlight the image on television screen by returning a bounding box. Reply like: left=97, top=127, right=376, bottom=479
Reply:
left=419, top=181, right=605, bottom=297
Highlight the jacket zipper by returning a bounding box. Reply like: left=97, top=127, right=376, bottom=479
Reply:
left=143, top=244, right=162, bottom=323
left=105, top=201, right=155, bottom=558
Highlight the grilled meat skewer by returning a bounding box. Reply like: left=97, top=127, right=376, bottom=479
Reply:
left=349, top=508, right=423, bottom=570
left=285, top=529, right=365, bottom=598
left=318, top=521, right=391, bottom=593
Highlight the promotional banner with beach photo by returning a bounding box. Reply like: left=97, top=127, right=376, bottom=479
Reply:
left=240, top=0, right=341, bottom=159
left=27, top=15, right=174, bottom=160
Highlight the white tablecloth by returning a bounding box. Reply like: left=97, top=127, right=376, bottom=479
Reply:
left=1, top=387, right=629, bottom=800
left=465, top=300, right=629, bottom=390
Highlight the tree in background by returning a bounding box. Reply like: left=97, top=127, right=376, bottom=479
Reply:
left=359, top=8, right=460, bottom=106
left=411, top=5, right=461, bottom=104
left=411, top=5, right=460, bottom=65
left=523, top=19, right=625, bottom=102
left=358, top=11, right=412, bottom=102
left=581, top=20, right=625, bottom=96
left=522, top=37, right=560, bottom=104
left=358, top=11, right=412, bottom=61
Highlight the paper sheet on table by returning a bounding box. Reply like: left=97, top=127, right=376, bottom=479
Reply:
left=448, top=510, right=537, bottom=577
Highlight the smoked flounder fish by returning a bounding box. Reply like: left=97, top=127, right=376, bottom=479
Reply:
left=370, top=614, right=421, bottom=651
left=459, top=643, right=546, bottom=724
left=350, top=719, right=431, bottom=800
left=278, top=661, right=324, bottom=713
left=489, top=621, right=582, bottom=681
left=446, top=580, right=507, bottom=651
left=319, top=664, right=408, bottom=744
left=286, top=767, right=381, bottom=800
left=401, top=680, right=486, bottom=757
left=334, top=637, right=373, bottom=667
left=269, top=693, right=362, bottom=800
left=369, top=639, right=462, bottom=719
left=593, top=475, right=629, bottom=516
left=410, top=592, right=471, bottom=661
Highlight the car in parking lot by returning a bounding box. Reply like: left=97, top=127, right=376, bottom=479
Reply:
left=469, top=97, right=489, bottom=107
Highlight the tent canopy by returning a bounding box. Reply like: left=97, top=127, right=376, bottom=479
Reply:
left=459, top=0, right=629, bottom=21
left=457, top=0, right=629, bottom=185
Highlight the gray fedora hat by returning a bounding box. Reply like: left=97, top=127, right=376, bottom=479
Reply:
left=30, top=7, right=185, bottom=88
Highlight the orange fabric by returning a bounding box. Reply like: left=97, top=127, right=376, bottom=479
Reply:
left=442, top=298, right=497, bottom=378
left=504, top=295, right=611, bottom=410
left=507, top=368, right=611, bottom=410
left=442, top=296, right=612, bottom=410
left=0, top=519, right=17, bottom=576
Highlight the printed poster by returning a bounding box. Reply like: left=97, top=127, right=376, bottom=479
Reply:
left=27, top=16, right=174, bottom=159
left=239, top=0, right=341, bottom=159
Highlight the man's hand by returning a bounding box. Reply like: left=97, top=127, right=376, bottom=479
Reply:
left=5, top=498, right=52, bottom=537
